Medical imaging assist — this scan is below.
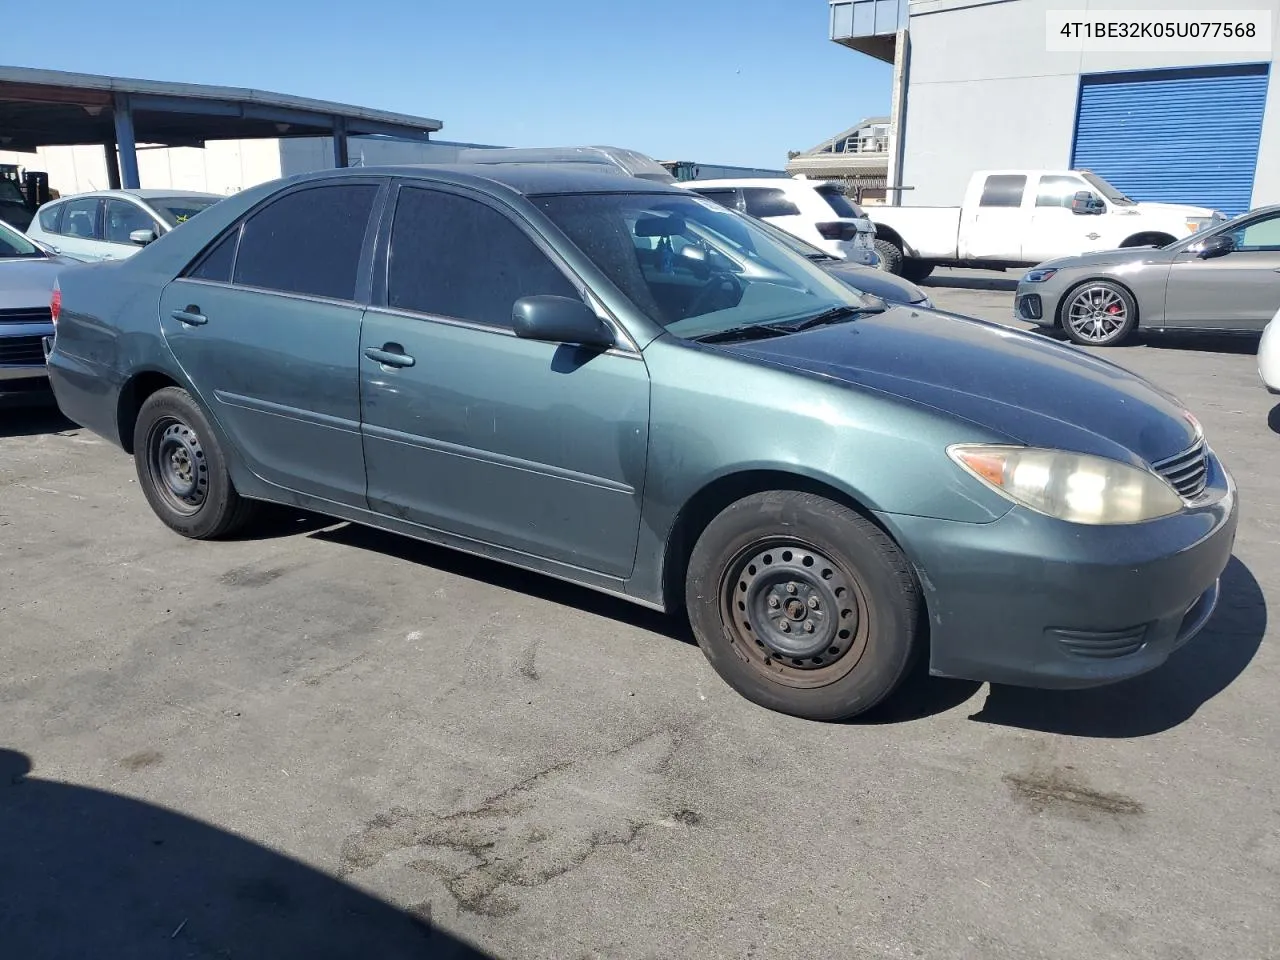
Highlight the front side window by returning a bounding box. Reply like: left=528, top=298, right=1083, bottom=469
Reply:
left=104, top=200, right=159, bottom=244
left=60, top=198, right=101, bottom=240
left=742, top=188, right=801, bottom=218
left=979, top=175, right=1027, bottom=208
left=1230, top=212, right=1280, bottom=252
left=233, top=183, right=379, bottom=300
left=387, top=187, right=579, bottom=327
left=535, top=191, right=866, bottom=340
left=37, top=203, right=62, bottom=233
left=1035, top=175, right=1090, bottom=208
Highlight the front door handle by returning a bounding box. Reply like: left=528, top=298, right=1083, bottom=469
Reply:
left=364, top=344, right=415, bottom=368
left=171, top=306, right=207, bottom=326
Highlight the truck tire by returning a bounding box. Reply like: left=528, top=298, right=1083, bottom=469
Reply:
left=873, top=239, right=903, bottom=275
left=901, top=260, right=935, bottom=283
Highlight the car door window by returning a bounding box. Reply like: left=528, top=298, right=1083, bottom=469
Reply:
left=1229, top=213, right=1280, bottom=252
left=37, top=203, right=63, bottom=233
left=60, top=198, right=101, bottom=239
left=1035, top=175, right=1089, bottom=208
left=104, top=199, right=159, bottom=244
left=387, top=186, right=579, bottom=328
left=185, top=230, right=240, bottom=283
left=232, top=183, right=379, bottom=301
left=741, top=188, right=801, bottom=218
left=979, top=175, right=1027, bottom=208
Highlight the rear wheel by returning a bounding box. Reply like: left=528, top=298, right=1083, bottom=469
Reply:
left=133, top=386, right=256, bottom=539
left=873, top=239, right=903, bottom=275
left=685, top=491, right=921, bottom=721
left=1061, top=280, right=1138, bottom=346
left=901, top=260, right=935, bottom=283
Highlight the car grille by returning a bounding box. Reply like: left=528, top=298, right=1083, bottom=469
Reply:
left=1153, top=438, right=1209, bottom=499
left=0, top=335, right=47, bottom=365
left=0, top=307, right=52, bottom=325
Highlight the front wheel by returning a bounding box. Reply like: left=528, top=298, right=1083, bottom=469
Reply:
left=685, top=491, right=921, bottom=721
left=133, top=386, right=257, bottom=539
left=1061, top=280, right=1138, bottom=346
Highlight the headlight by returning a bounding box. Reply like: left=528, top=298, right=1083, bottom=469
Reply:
left=1186, top=217, right=1216, bottom=233
left=948, top=445, right=1184, bottom=524
left=1022, top=268, right=1058, bottom=283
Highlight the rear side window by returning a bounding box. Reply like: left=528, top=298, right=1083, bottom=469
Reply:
left=816, top=185, right=861, bottom=219
left=60, top=198, right=101, bottom=239
left=979, top=175, right=1027, bottom=208
left=233, top=183, right=379, bottom=301
left=387, top=187, right=578, bottom=328
left=691, top=189, right=741, bottom=212
left=187, top=230, right=239, bottom=282
left=37, top=203, right=62, bottom=233
left=742, top=188, right=801, bottom=218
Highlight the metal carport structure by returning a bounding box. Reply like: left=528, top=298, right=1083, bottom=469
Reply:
left=0, top=66, right=443, bottom=189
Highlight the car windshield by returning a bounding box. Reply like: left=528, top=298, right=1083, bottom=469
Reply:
left=148, top=195, right=220, bottom=227
left=1081, top=172, right=1136, bottom=206
left=535, top=192, right=871, bottom=340
left=0, top=220, right=42, bottom=258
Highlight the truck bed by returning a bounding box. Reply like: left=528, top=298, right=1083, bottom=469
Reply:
left=867, top=206, right=961, bottom=261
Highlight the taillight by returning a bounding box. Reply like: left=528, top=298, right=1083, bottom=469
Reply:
left=816, top=222, right=859, bottom=242
left=50, top=287, right=60, bottom=328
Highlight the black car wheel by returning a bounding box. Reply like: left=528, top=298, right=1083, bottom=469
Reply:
left=685, top=491, right=921, bottom=721
left=134, top=386, right=256, bottom=539
left=900, top=260, right=934, bottom=283
left=873, top=239, right=903, bottom=275
left=1061, top=280, right=1138, bottom=346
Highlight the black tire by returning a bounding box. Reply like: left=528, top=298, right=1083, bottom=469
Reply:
left=133, top=386, right=257, bottom=539
left=901, top=259, right=935, bottom=283
left=1059, top=279, right=1138, bottom=347
left=873, top=238, right=903, bottom=275
left=685, top=491, right=921, bottom=721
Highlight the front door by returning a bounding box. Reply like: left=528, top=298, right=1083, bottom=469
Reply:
left=1022, top=174, right=1108, bottom=263
left=159, top=179, right=385, bottom=506
left=960, top=173, right=1032, bottom=261
left=360, top=182, right=650, bottom=578
left=1164, top=211, right=1280, bottom=330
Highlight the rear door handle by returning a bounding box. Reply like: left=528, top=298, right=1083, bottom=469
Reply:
left=364, top=344, right=415, bottom=368
left=171, top=306, right=207, bottom=326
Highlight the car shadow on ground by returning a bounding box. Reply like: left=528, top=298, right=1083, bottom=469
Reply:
left=970, top=555, right=1265, bottom=738
left=920, top=274, right=1019, bottom=293
left=0, top=748, right=490, bottom=959
left=0, top=398, right=74, bottom=438
left=310, top=522, right=692, bottom=643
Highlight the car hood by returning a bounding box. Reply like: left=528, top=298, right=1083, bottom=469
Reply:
left=723, top=307, right=1198, bottom=466
left=1130, top=200, right=1217, bottom=218
left=1027, top=245, right=1176, bottom=272
left=0, top=256, right=68, bottom=309
left=818, top=261, right=928, bottom=305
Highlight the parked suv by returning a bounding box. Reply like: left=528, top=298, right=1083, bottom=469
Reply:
left=27, top=189, right=223, bottom=262
left=681, top=178, right=879, bottom=266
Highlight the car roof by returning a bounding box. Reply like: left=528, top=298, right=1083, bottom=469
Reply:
left=278, top=163, right=685, bottom=197
left=682, top=177, right=810, bottom=190
left=48, top=188, right=223, bottom=202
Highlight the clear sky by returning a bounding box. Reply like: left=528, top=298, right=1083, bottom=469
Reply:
left=0, top=0, right=892, bottom=168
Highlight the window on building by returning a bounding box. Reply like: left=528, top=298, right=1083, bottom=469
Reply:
left=387, top=187, right=579, bottom=328
left=741, top=188, right=801, bottom=218
left=1035, top=175, right=1090, bottom=208
left=979, top=175, right=1027, bottom=208
left=233, top=183, right=379, bottom=300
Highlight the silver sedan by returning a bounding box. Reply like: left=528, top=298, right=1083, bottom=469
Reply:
left=1015, top=203, right=1280, bottom=346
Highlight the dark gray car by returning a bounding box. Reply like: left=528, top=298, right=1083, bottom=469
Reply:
left=1016, top=203, right=1280, bottom=346
left=1, top=220, right=66, bottom=402
left=45, top=165, right=1236, bottom=721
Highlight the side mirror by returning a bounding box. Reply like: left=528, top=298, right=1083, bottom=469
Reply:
left=129, top=229, right=157, bottom=246
left=512, top=295, right=615, bottom=349
left=1070, top=191, right=1103, bottom=216
left=1196, top=234, right=1235, bottom=259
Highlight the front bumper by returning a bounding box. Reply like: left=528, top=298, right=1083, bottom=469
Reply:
left=0, top=321, right=56, bottom=394
left=882, top=452, right=1237, bottom=689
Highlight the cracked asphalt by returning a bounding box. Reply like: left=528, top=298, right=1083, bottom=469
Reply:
left=2, top=268, right=1277, bottom=959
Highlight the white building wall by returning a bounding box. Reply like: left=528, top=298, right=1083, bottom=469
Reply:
left=901, top=0, right=1280, bottom=206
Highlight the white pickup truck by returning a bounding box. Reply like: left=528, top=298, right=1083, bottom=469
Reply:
left=869, top=169, right=1226, bottom=281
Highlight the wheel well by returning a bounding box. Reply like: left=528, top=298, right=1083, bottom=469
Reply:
left=117, top=371, right=180, bottom=453
left=660, top=470, right=896, bottom=615
left=1120, top=232, right=1176, bottom=249
left=1054, top=277, right=1140, bottom=329
left=873, top=224, right=905, bottom=251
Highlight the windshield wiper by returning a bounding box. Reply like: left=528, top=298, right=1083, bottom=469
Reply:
left=777, top=303, right=886, bottom=333
left=693, top=323, right=797, bottom=344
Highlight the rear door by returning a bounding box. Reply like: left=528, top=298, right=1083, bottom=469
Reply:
left=358, top=181, right=650, bottom=577
left=959, top=174, right=1030, bottom=261
left=1163, top=210, right=1280, bottom=330
left=158, top=178, right=385, bottom=506
left=53, top=197, right=105, bottom=262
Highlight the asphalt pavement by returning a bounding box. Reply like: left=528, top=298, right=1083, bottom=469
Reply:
left=1, top=268, right=1276, bottom=959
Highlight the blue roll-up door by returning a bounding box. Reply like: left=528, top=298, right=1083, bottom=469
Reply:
left=1072, top=64, right=1270, bottom=216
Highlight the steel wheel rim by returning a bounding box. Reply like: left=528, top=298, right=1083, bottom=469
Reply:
left=1066, top=286, right=1128, bottom=343
left=148, top=416, right=208, bottom=515
left=719, top=538, right=872, bottom=689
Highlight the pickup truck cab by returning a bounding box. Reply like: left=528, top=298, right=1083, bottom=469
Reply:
left=870, top=169, right=1225, bottom=280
